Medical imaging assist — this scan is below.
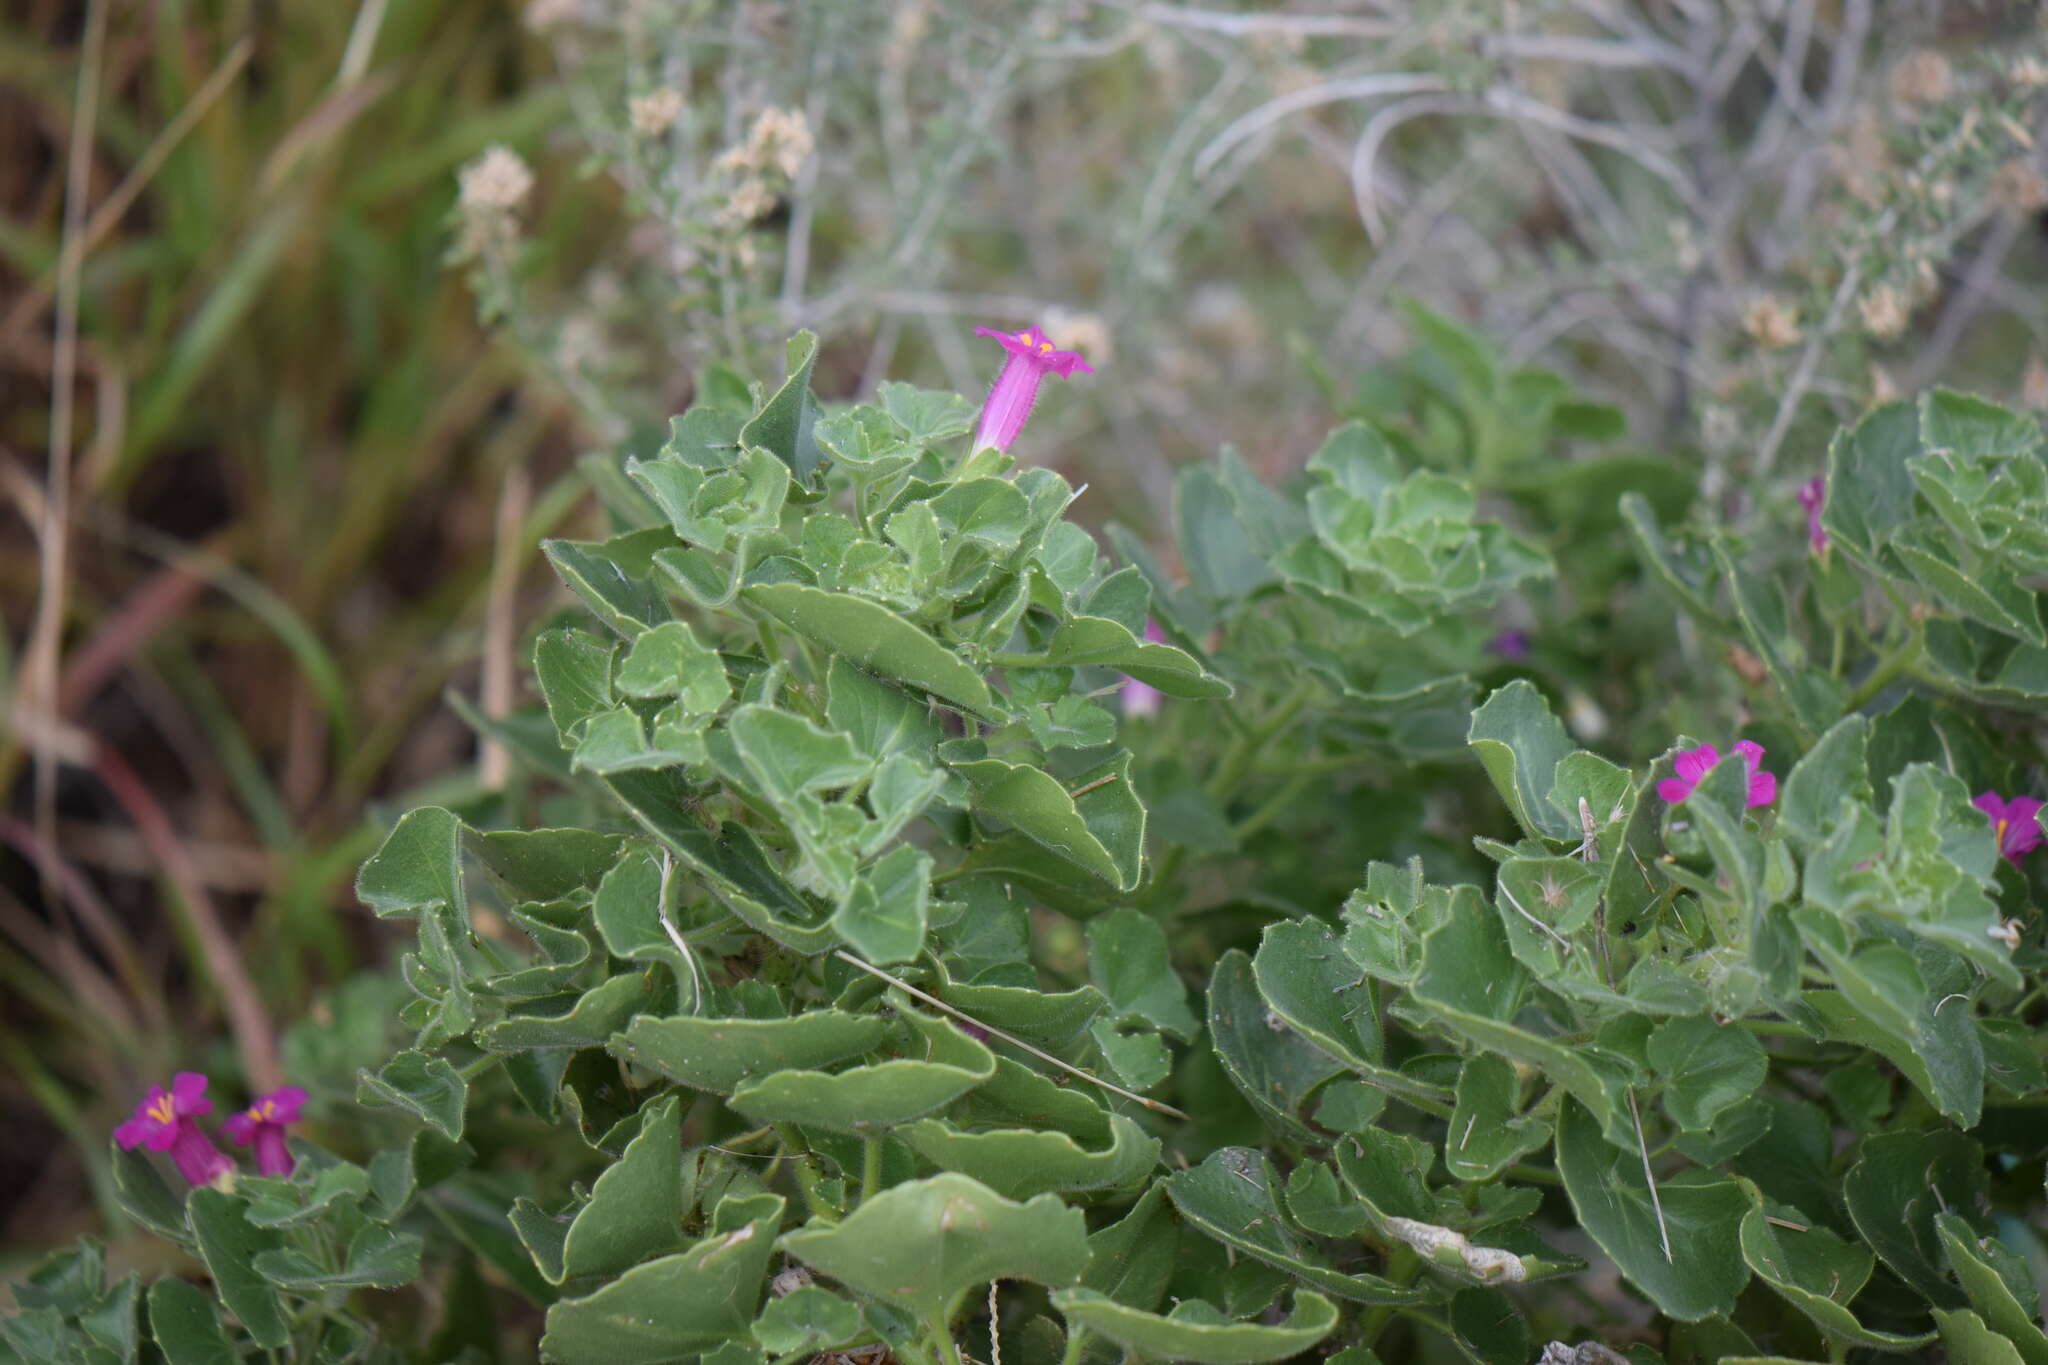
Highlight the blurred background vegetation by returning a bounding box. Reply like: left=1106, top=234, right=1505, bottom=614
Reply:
left=3, top=0, right=2044, bottom=1287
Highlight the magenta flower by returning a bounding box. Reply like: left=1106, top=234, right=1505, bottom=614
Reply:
left=1797, top=478, right=1828, bottom=553
left=1487, top=628, right=1531, bottom=661
left=1657, top=740, right=1777, bottom=808
left=1974, top=791, right=2044, bottom=865
left=114, top=1072, right=234, bottom=1187
left=970, top=325, right=1093, bottom=452
left=221, top=1086, right=307, bottom=1177
left=1122, top=620, right=1166, bottom=718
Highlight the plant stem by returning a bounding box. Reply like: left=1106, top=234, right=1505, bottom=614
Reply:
left=1357, top=1245, right=1420, bottom=1346
left=773, top=1124, right=836, bottom=1220
left=1843, top=627, right=1922, bottom=712
left=1148, top=680, right=1316, bottom=910
left=926, top=1313, right=965, bottom=1365
left=1059, top=1325, right=1092, bottom=1365
left=1230, top=772, right=1311, bottom=842
left=861, top=1133, right=883, bottom=1205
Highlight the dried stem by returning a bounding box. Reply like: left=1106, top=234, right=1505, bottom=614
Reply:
left=831, top=951, right=1190, bottom=1121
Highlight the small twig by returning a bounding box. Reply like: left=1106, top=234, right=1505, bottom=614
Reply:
left=25, top=0, right=108, bottom=942
left=1497, top=879, right=1574, bottom=956
left=478, top=466, right=531, bottom=789
left=831, top=951, right=1190, bottom=1121
left=1066, top=773, right=1119, bottom=799
left=2, top=33, right=254, bottom=346
left=653, top=851, right=705, bottom=1015
left=1628, top=1090, right=1674, bottom=1264
left=94, top=744, right=281, bottom=1091
left=1764, top=1215, right=1810, bottom=1232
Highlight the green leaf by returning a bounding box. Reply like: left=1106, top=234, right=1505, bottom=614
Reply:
left=611, top=1010, right=890, bottom=1095
left=1740, top=1201, right=1934, bottom=1350
left=111, top=1144, right=190, bottom=1246
left=356, top=1050, right=467, bottom=1140
left=939, top=974, right=1107, bottom=1044
left=1449, top=1287, right=1530, bottom=1365
left=1554, top=1099, right=1750, bottom=1321
left=778, top=1174, right=1089, bottom=1325
left=1445, top=1054, right=1552, bottom=1181
left=1647, top=1016, right=1768, bottom=1132
left=539, top=1194, right=785, bottom=1365
left=826, top=656, right=940, bottom=760
left=1468, top=681, right=1577, bottom=841
left=483, top=973, right=656, bottom=1052
left=897, top=1111, right=1159, bottom=1201
left=1252, top=917, right=1442, bottom=1110
left=728, top=703, right=872, bottom=802
left=740, top=331, right=823, bottom=481
left=468, top=827, right=625, bottom=904
left=1714, top=540, right=1845, bottom=732
left=727, top=1010, right=995, bottom=1133
left=1088, top=908, right=1198, bottom=1039
left=832, top=844, right=931, bottom=964
left=80, top=1270, right=142, bottom=1364
left=252, top=1223, right=423, bottom=1290
left=185, top=1189, right=289, bottom=1348
left=751, top=1284, right=863, bottom=1355
left=878, top=381, right=977, bottom=446
left=1206, top=950, right=1344, bottom=1141
left=745, top=582, right=1000, bottom=719
left=1821, top=401, right=1920, bottom=565
left=1164, top=1149, right=1426, bottom=1304
left=1620, top=492, right=1731, bottom=631
left=1938, top=1310, right=2032, bottom=1365
left=1939, top=1215, right=2048, bottom=1364
left=1778, top=716, right=1871, bottom=847
left=1804, top=980, right=1983, bottom=1129
left=1052, top=1288, right=1340, bottom=1365
left=560, top=1094, right=688, bottom=1278
left=145, top=1278, right=236, bottom=1365
left=1411, top=890, right=1629, bottom=1141
left=534, top=628, right=617, bottom=745
left=1842, top=1129, right=1988, bottom=1308
left=1080, top=1183, right=1180, bottom=1311
left=1922, top=388, right=2042, bottom=458
left=1023, top=616, right=1232, bottom=699
left=357, top=805, right=463, bottom=922
left=615, top=621, right=731, bottom=714
left=605, top=772, right=841, bottom=952
left=543, top=536, right=672, bottom=638
left=951, top=753, right=1143, bottom=891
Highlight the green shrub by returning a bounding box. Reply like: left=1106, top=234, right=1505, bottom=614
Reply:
left=22, top=323, right=2048, bottom=1365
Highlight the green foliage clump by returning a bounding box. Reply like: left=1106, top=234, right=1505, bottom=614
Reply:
left=25, top=322, right=2048, bottom=1365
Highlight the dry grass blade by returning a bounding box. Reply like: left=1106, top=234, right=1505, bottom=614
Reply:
left=831, top=951, right=1190, bottom=1121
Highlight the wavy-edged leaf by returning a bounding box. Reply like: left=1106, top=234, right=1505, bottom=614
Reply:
left=727, top=1010, right=994, bottom=1133
left=1052, top=1287, right=1339, bottom=1365
left=1164, top=1148, right=1426, bottom=1305
left=1739, top=1200, right=1934, bottom=1352
left=897, top=1111, right=1158, bottom=1200
left=744, top=581, right=999, bottom=719
left=779, top=1174, right=1089, bottom=1325
left=1554, top=1098, right=1750, bottom=1322
left=539, top=1193, right=785, bottom=1364
left=611, top=1009, right=890, bottom=1095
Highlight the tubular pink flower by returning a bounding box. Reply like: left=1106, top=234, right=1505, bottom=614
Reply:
left=970, top=325, right=1093, bottom=453
left=1974, top=791, right=2045, bottom=864
left=114, top=1071, right=234, bottom=1187
left=1121, top=620, right=1165, bottom=718
left=221, top=1085, right=308, bottom=1178
left=1797, top=478, right=1828, bottom=553
left=1657, top=740, right=1775, bottom=808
